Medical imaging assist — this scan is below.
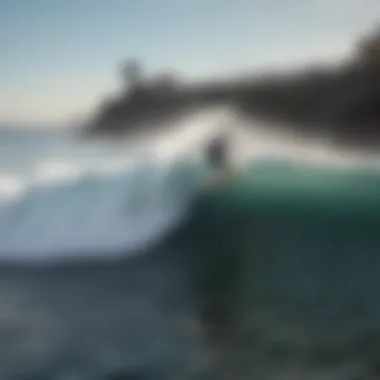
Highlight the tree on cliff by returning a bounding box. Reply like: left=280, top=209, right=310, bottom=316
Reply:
left=120, top=59, right=144, bottom=92
left=356, top=26, right=380, bottom=66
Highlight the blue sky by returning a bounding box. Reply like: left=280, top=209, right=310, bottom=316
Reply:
left=0, top=0, right=378, bottom=123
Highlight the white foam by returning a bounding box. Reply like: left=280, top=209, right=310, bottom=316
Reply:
left=32, top=160, right=86, bottom=184
left=0, top=159, right=206, bottom=262
left=231, top=117, right=380, bottom=169
left=0, top=174, right=24, bottom=201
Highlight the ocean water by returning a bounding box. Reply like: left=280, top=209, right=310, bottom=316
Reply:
left=1, top=109, right=380, bottom=379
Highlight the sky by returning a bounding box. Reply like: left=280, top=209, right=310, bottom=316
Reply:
left=0, top=0, right=379, bottom=124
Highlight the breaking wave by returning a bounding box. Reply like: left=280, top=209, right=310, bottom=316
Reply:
left=0, top=109, right=233, bottom=262
left=1, top=107, right=380, bottom=263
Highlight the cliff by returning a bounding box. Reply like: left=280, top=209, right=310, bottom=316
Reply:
left=87, top=26, right=380, bottom=148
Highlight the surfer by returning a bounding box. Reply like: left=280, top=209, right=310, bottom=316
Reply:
left=205, top=132, right=234, bottom=187
left=207, top=134, right=228, bottom=171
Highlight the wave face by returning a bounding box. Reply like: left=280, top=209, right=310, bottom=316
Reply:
left=180, top=161, right=380, bottom=379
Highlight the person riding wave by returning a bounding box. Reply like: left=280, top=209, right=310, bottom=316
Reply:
left=205, top=131, right=235, bottom=187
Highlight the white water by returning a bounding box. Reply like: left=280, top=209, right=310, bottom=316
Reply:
left=1, top=107, right=380, bottom=263
left=0, top=109, right=233, bottom=262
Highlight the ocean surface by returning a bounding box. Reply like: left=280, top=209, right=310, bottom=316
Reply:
left=1, top=108, right=380, bottom=379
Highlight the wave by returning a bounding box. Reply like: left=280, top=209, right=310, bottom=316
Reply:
left=0, top=157, right=208, bottom=262
left=0, top=108, right=238, bottom=263
left=2, top=107, right=380, bottom=264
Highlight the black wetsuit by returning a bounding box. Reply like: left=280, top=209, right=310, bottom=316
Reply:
left=207, top=136, right=228, bottom=171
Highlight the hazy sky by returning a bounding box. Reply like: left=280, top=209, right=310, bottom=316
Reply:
left=0, top=0, right=378, bottom=123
